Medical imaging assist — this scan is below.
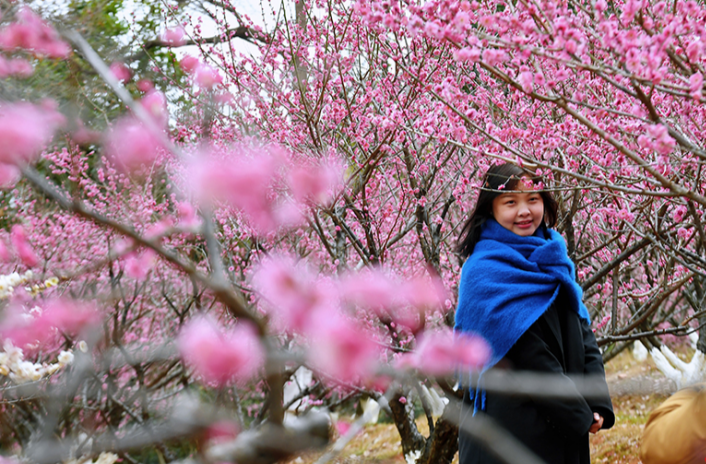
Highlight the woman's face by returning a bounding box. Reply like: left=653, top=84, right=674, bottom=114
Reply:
left=491, top=178, right=544, bottom=237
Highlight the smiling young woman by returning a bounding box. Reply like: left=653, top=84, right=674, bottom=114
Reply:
left=454, top=162, right=614, bottom=464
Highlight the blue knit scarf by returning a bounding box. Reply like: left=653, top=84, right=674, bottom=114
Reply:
left=455, top=219, right=590, bottom=411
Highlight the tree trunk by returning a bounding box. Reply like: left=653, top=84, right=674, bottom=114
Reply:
left=417, top=415, right=459, bottom=464
left=388, top=391, right=426, bottom=460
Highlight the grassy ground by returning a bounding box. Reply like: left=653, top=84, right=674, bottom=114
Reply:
left=285, top=348, right=683, bottom=464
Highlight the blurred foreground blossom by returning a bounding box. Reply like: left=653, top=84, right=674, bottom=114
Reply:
left=339, top=268, right=400, bottom=313
left=123, top=249, right=157, bottom=280
left=308, top=315, right=380, bottom=383
left=104, top=117, right=164, bottom=174
left=194, top=63, right=223, bottom=89
left=140, top=90, right=168, bottom=127
left=339, top=269, right=446, bottom=330
left=0, top=7, right=71, bottom=58
left=178, top=316, right=263, bottom=386
left=161, top=27, right=187, bottom=46
left=0, top=299, right=101, bottom=348
left=109, top=62, right=131, bottom=83
left=179, top=55, right=199, bottom=73
left=0, top=56, right=33, bottom=78
left=253, top=256, right=330, bottom=333
left=176, top=201, right=201, bottom=229
left=190, top=148, right=290, bottom=233
left=0, top=163, right=20, bottom=188
left=407, top=328, right=490, bottom=376
left=10, top=224, right=39, bottom=267
left=288, top=161, right=343, bottom=205
left=204, top=420, right=240, bottom=445
left=0, top=101, right=64, bottom=166
left=0, top=239, right=10, bottom=262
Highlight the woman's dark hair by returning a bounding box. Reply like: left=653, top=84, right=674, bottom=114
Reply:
left=456, top=162, right=558, bottom=259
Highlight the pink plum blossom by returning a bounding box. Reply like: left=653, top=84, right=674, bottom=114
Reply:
left=339, top=268, right=401, bottom=314
left=335, top=420, right=352, bottom=436
left=409, top=328, right=490, bottom=376
left=124, top=250, right=157, bottom=280
left=593, top=315, right=611, bottom=332
left=518, top=71, right=534, bottom=93
left=104, top=117, right=164, bottom=174
left=481, top=49, right=508, bottom=66
left=0, top=57, right=33, bottom=78
left=453, top=47, right=481, bottom=62
left=673, top=205, right=688, bottom=222
left=253, top=256, right=330, bottom=333
left=140, top=90, right=168, bottom=127
left=308, top=315, right=380, bottom=382
left=0, top=7, right=71, bottom=58
left=288, top=161, right=343, bottom=205
left=214, top=92, right=234, bottom=105
left=648, top=124, right=676, bottom=155
left=176, top=201, right=201, bottom=229
left=190, top=149, right=287, bottom=233
left=1, top=300, right=100, bottom=348
left=145, top=219, right=174, bottom=241
left=137, top=79, right=155, bottom=92
left=194, top=63, right=223, bottom=89
left=179, top=55, right=199, bottom=73
left=178, top=316, right=263, bottom=386
left=204, top=420, right=240, bottom=444
left=0, top=102, right=63, bottom=165
left=11, top=225, right=38, bottom=267
left=686, top=40, right=703, bottom=62
left=109, top=62, right=132, bottom=83
left=0, top=163, right=20, bottom=188
left=41, top=300, right=101, bottom=335
left=689, top=72, right=703, bottom=100
left=0, top=239, right=9, bottom=262
left=403, top=275, right=447, bottom=310
left=161, top=27, right=187, bottom=46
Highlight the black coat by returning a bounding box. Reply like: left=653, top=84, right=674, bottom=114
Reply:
left=458, top=290, right=615, bottom=464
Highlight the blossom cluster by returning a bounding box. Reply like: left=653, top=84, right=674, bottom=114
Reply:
left=177, top=256, right=489, bottom=387
left=0, top=340, right=73, bottom=384
left=0, top=299, right=100, bottom=348
left=0, top=270, right=34, bottom=299
left=0, top=7, right=69, bottom=79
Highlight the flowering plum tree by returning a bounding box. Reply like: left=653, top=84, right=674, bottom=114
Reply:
left=0, top=0, right=705, bottom=462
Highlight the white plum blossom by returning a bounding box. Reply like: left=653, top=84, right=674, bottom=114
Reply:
left=58, top=350, right=74, bottom=366
left=0, top=270, right=33, bottom=299
left=10, top=360, right=41, bottom=383
left=0, top=340, right=74, bottom=384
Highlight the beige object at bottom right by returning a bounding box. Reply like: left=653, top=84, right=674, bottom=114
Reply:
left=640, top=383, right=706, bottom=464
